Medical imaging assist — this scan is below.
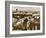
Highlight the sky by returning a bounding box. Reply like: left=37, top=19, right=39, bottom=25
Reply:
left=12, top=7, right=40, bottom=12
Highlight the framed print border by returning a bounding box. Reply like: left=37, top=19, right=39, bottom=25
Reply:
left=5, top=1, right=45, bottom=37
